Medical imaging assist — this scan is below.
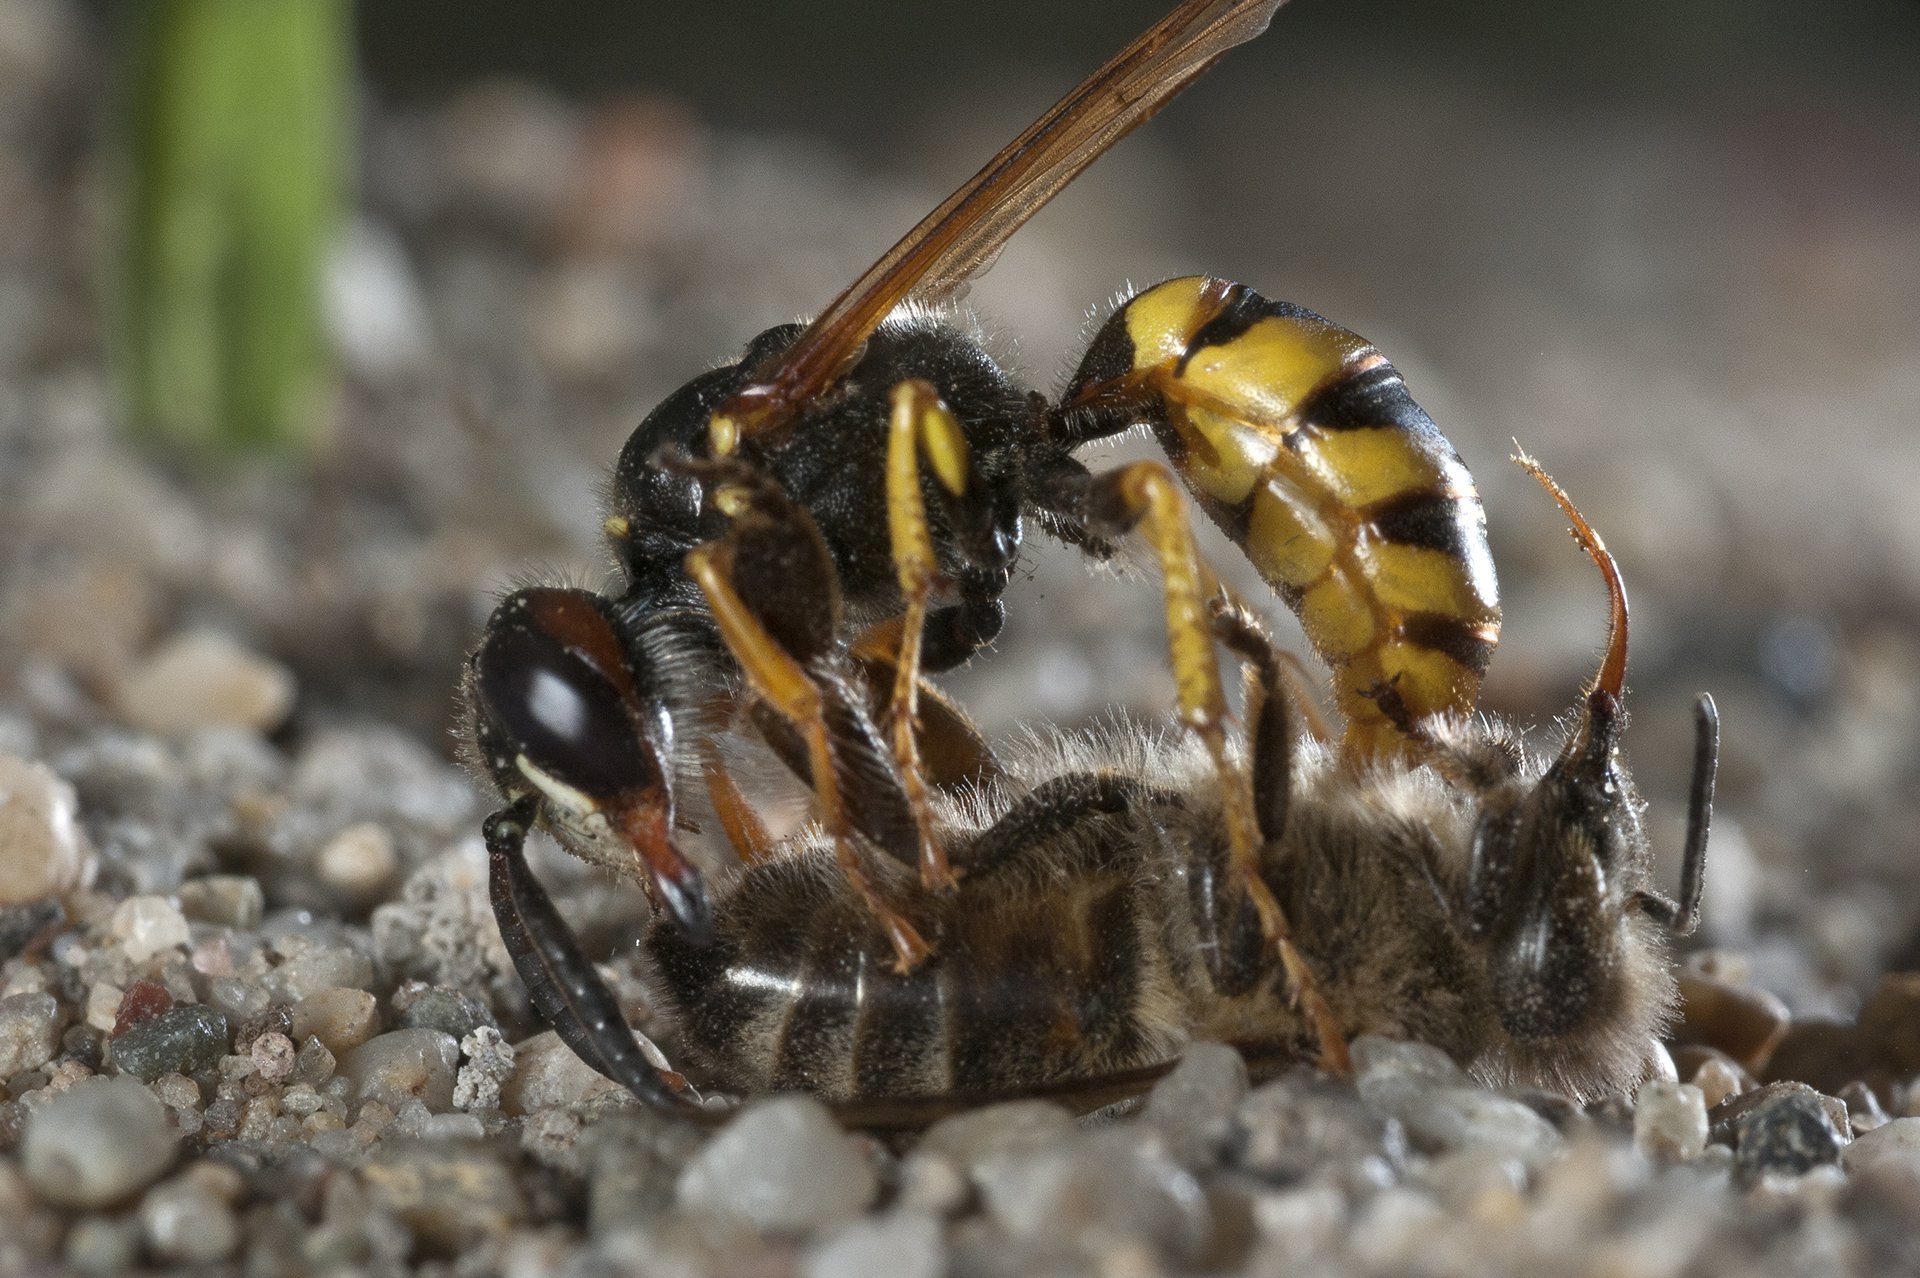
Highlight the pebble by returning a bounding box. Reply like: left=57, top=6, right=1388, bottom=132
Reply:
left=500, top=1030, right=622, bottom=1114
left=1841, top=1117, right=1920, bottom=1177
left=582, top=1110, right=710, bottom=1230
left=316, top=822, right=399, bottom=897
left=21, top=1076, right=178, bottom=1207
left=919, top=1099, right=1078, bottom=1172
left=289, top=987, right=381, bottom=1054
left=361, top=1139, right=529, bottom=1251
left=974, top=1127, right=1211, bottom=1264
left=292, top=1035, right=337, bottom=1086
left=1233, top=1071, right=1405, bottom=1185
left=113, top=628, right=296, bottom=736
left=1763, top=1017, right=1876, bottom=1097
left=0, top=754, right=94, bottom=905
left=1841, top=1081, right=1890, bottom=1134
left=895, top=1151, right=970, bottom=1216
left=1390, top=1086, right=1564, bottom=1168
left=112, top=978, right=174, bottom=1034
left=1730, top=1087, right=1851, bottom=1179
left=110, top=1004, right=230, bottom=1081
left=0, top=897, right=65, bottom=963
left=453, top=1026, right=515, bottom=1111
left=140, top=1170, right=242, bottom=1264
left=1146, top=1041, right=1250, bottom=1165
left=251, top=1030, right=298, bottom=1083
left=175, top=875, right=265, bottom=930
left=108, top=895, right=190, bottom=964
left=1675, top=969, right=1791, bottom=1071
left=1634, top=1079, right=1710, bottom=1161
left=0, top=990, right=61, bottom=1074
left=677, top=1096, right=877, bottom=1232
left=396, top=984, right=497, bottom=1040
left=63, top=1215, right=142, bottom=1275
left=804, top=1210, right=945, bottom=1278
left=340, top=1028, right=461, bottom=1112
left=1860, top=973, right=1920, bottom=1073
left=1677, top=1046, right=1752, bottom=1109
left=268, top=931, right=376, bottom=1003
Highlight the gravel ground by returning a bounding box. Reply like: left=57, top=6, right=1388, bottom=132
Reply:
left=5, top=2, right=1920, bottom=1274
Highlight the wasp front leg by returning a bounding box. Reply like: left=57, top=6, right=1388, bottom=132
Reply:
left=677, top=465, right=933, bottom=971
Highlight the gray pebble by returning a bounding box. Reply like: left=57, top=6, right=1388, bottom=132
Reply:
left=677, top=1096, right=877, bottom=1231
left=63, top=1215, right=142, bottom=1276
left=1234, top=1071, right=1406, bottom=1186
left=584, top=1109, right=708, bottom=1230
left=396, top=984, right=497, bottom=1040
left=452, top=1026, right=514, bottom=1111
left=1351, top=1035, right=1471, bottom=1095
left=341, top=1027, right=461, bottom=1112
left=110, top=1004, right=231, bottom=1081
left=1839, top=1081, right=1890, bottom=1135
left=1734, top=1087, right=1850, bottom=1179
left=975, top=1126, right=1211, bottom=1264
left=268, top=931, right=376, bottom=1003
left=0, top=898, right=65, bottom=964
left=22, top=1076, right=178, bottom=1207
left=1146, top=1041, right=1250, bottom=1165
left=803, top=1210, right=945, bottom=1278
left=0, top=990, right=61, bottom=1075
left=360, top=1138, right=528, bottom=1251
left=919, top=1099, right=1078, bottom=1172
left=1383, top=1086, right=1563, bottom=1168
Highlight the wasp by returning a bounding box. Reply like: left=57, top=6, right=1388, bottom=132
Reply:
left=462, top=0, right=1644, bottom=1114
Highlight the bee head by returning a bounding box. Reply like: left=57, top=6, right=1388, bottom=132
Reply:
left=1470, top=457, right=1715, bottom=1086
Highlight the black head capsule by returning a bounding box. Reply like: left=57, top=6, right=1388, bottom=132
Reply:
left=473, top=587, right=714, bottom=942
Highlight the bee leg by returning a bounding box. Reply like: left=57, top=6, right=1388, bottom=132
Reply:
left=484, top=795, right=696, bottom=1110
left=1209, top=602, right=1353, bottom=1074
left=685, top=539, right=934, bottom=973
left=700, top=743, right=777, bottom=865
left=1630, top=692, right=1719, bottom=935
left=852, top=630, right=1003, bottom=793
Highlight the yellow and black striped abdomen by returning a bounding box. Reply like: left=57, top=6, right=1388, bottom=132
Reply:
left=1067, top=276, right=1500, bottom=762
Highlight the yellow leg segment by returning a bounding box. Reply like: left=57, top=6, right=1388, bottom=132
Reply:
left=884, top=380, right=970, bottom=893
left=686, top=543, right=933, bottom=971
left=701, top=744, right=776, bottom=866
left=1103, top=463, right=1277, bottom=933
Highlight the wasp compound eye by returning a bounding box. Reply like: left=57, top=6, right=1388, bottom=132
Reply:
left=476, top=590, right=666, bottom=801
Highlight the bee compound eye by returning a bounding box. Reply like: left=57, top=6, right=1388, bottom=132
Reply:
left=475, top=591, right=665, bottom=803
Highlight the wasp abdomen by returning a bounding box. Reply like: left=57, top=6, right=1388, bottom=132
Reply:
left=1067, top=276, right=1501, bottom=761
left=647, top=848, right=1184, bottom=1100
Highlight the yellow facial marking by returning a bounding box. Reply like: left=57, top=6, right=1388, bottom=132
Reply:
left=708, top=413, right=740, bottom=457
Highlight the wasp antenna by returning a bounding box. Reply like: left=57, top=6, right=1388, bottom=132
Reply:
left=1512, top=450, right=1629, bottom=700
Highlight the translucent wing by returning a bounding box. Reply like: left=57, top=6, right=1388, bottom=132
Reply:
left=717, top=0, right=1288, bottom=436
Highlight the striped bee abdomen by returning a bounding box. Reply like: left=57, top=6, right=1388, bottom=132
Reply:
left=645, top=841, right=1185, bottom=1102
left=1066, top=275, right=1501, bottom=762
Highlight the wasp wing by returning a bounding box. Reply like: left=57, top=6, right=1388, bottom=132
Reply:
left=722, top=0, right=1288, bottom=433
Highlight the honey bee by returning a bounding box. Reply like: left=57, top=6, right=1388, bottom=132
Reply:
left=464, top=0, right=1713, bottom=1117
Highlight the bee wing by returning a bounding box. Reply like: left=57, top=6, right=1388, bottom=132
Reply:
left=721, top=0, right=1288, bottom=434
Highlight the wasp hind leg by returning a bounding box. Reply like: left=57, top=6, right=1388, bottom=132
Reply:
left=484, top=795, right=697, bottom=1109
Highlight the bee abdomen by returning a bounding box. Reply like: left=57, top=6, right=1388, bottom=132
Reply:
left=647, top=854, right=1183, bottom=1101
left=1068, top=276, right=1501, bottom=762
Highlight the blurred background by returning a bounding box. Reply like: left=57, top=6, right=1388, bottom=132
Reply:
left=4, top=0, right=1920, bottom=1013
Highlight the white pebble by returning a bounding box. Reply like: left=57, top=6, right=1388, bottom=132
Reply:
left=677, top=1096, right=877, bottom=1231
left=341, top=1028, right=461, bottom=1113
left=109, top=895, right=191, bottom=964
left=500, top=1031, right=622, bottom=1114
left=803, top=1210, right=944, bottom=1278
left=0, top=753, right=95, bottom=905
left=1635, top=1079, right=1709, bottom=1162
left=290, top=986, right=381, bottom=1054
left=140, top=1173, right=241, bottom=1265
left=113, top=628, right=295, bottom=735
left=316, top=822, right=399, bottom=896
left=22, top=1077, right=179, bottom=1208
left=1841, top=1116, right=1920, bottom=1177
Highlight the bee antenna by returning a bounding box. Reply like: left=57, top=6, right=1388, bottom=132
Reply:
left=1512, top=448, right=1628, bottom=700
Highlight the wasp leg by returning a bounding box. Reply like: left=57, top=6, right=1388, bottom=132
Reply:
left=1208, top=602, right=1352, bottom=1074
left=685, top=538, right=933, bottom=972
left=878, top=379, right=981, bottom=891
left=1050, top=458, right=1294, bottom=967
left=852, top=630, right=1003, bottom=793
left=700, top=744, right=777, bottom=866
left=485, top=795, right=697, bottom=1110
